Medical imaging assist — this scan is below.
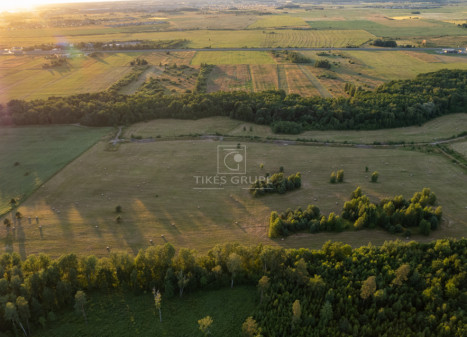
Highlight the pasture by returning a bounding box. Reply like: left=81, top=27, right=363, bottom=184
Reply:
left=33, top=286, right=256, bottom=337
left=0, top=125, right=111, bottom=216
left=3, top=127, right=467, bottom=257
left=0, top=53, right=139, bottom=103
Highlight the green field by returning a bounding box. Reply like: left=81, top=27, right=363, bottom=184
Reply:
left=191, top=51, right=275, bottom=65
left=33, top=286, right=256, bottom=337
left=306, top=19, right=466, bottom=37
left=342, top=50, right=467, bottom=80
left=3, top=124, right=467, bottom=257
left=125, top=114, right=467, bottom=144
left=0, top=53, right=139, bottom=103
left=0, top=125, right=111, bottom=216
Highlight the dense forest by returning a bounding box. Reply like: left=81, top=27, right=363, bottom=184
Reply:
left=0, top=239, right=466, bottom=336
left=0, top=69, right=465, bottom=134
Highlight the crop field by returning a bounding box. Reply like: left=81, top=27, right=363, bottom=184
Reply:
left=206, top=65, right=253, bottom=92
left=248, top=15, right=309, bottom=29
left=249, top=65, right=279, bottom=91
left=34, top=286, right=256, bottom=337
left=3, top=123, right=467, bottom=257
left=282, top=64, right=320, bottom=96
left=0, top=125, right=111, bottom=216
left=0, top=29, right=374, bottom=49
left=143, top=51, right=196, bottom=66
left=191, top=51, right=275, bottom=65
left=0, top=53, right=139, bottom=103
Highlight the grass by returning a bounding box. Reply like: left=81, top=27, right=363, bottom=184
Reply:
left=337, top=50, right=467, bottom=81
left=451, top=141, right=467, bottom=159
left=0, top=125, right=111, bottom=216
left=124, top=114, right=467, bottom=145
left=4, top=124, right=467, bottom=257
left=32, top=286, right=257, bottom=337
left=191, top=51, right=275, bottom=65
left=0, top=53, right=139, bottom=103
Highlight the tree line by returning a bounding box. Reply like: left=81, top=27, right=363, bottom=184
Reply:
left=0, top=69, right=466, bottom=133
left=250, top=172, right=301, bottom=197
left=0, top=239, right=465, bottom=336
left=268, top=187, right=442, bottom=238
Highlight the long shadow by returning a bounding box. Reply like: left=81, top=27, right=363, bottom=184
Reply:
left=16, top=218, right=27, bottom=259
left=95, top=56, right=109, bottom=65
left=3, top=230, right=13, bottom=254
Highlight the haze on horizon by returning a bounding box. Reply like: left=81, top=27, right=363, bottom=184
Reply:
left=0, top=0, right=127, bottom=12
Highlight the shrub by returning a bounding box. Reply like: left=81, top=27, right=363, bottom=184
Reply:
left=371, top=171, right=379, bottom=183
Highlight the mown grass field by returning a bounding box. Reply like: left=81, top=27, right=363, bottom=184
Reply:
left=3, top=121, right=467, bottom=257
left=191, top=51, right=275, bottom=65
left=0, top=53, right=139, bottom=103
left=125, top=114, right=467, bottom=145
left=248, top=15, right=309, bottom=29
left=0, top=29, right=374, bottom=49
left=33, top=286, right=256, bottom=337
left=0, top=125, right=111, bottom=216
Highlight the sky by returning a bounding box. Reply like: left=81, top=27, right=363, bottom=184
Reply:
left=0, top=0, right=120, bottom=12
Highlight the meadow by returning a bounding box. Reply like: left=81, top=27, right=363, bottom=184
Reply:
left=3, top=123, right=467, bottom=257
left=0, top=53, right=139, bottom=103
left=125, top=114, right=467, bottom=144
left=32, top=286, right=256, bottom=337
left=0, top=125, right=111, bottom=216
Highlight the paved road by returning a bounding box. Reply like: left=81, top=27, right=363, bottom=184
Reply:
left=1, top=47, right=445, bottom=56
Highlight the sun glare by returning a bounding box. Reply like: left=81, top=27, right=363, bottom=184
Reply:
left=0, top=0, right=110, bottom=12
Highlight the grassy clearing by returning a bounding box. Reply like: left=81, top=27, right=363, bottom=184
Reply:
left=33, top=286, right=256, bottom=337
left=191, top=51, right=275, bottom=65
left=248, top=15, right=308, bottom=28
left=0, top=53, right=139, bottom=103
left=0, top=125, right=111, bottom=216
left=3, top=130, right=467, bottom=257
